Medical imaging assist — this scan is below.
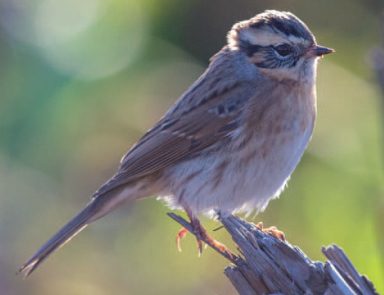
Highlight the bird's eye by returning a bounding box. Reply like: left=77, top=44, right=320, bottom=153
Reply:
left=273, top=44, right=292, bottom=57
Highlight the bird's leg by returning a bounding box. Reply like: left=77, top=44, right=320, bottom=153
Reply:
left=175, top=205, right=204, bottom=254
left=176, top=206, right=234, bottom=259
left=256, top=222, right=286, bottom=241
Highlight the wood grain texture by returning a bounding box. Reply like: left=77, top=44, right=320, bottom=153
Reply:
left=168, top=213, right=378, bottom=295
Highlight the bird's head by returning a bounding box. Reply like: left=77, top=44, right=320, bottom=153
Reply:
left=228, top=10, right=334, bottom=82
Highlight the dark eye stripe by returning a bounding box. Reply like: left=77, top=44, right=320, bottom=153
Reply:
left=240, top=40, right=299, bottom=69
left=240, top=41, right=264, bottom=57
left=255, top=51, right=298, bottom=69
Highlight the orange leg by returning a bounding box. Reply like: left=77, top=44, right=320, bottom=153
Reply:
left=176, top=206, right=235, bottom=260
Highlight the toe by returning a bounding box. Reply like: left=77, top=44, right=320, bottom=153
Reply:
left=176, top=227, right=189, bottom=252
left=263, top=226, right=286, bottom=242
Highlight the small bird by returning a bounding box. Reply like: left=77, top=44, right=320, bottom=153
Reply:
left=17, top=10, right=334, bottom=277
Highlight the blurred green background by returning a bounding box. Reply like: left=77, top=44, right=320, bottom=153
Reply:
left=1, top=0, right=384, bottom=294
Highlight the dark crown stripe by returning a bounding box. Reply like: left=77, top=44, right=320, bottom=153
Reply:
left=249, top=19, right=266, bottom=30
left=246, top=11, right=314, bottom=43
left=269, top=18, right=303, bottom=38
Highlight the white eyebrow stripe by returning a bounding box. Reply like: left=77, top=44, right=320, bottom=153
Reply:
left=285, top=34, right=311, bottom=45
left=241, top=29, right=310, bottom=47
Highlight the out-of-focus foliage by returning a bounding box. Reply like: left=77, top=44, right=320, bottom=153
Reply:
left=1, top=0, right=383, bottom=294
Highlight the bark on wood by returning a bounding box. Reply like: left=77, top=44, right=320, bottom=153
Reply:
left=168, top=213, right=378, bottom=295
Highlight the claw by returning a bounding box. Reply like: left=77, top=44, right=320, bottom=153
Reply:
left=264, top=226, right=286, bottom=241
left=190, top=217, right=204, bottom=256
left=256, top=222, right=286, bottom=241
left=197, top=239, right=203, bottom=257
left=175, top=226, right=203, bottom=255
left=176, top=227, right=188, bottom=252
left=173, top=205, right=237, bottom=262
left=256, top=221, right=264, bottom=230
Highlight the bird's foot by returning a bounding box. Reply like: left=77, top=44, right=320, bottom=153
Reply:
left=175, top=207, right=236, bottom=261
left=256, top=222, right=286, bottom=242
left=176, top=227, right=189, bottom=252
left=175, top=216, right=208, bottom=256
left=198, top=225, right=234, bottom=260
left=176, top=221, right=234, bottom=260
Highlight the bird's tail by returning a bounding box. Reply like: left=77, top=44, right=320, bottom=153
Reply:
left=16, top=198, right=99, bottom=278
left=16, top=182, right=145, bottom=278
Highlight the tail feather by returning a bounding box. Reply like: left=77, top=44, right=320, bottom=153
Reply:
left=16, top=199, right=97, bottom=278
left=17, top=181, right=148, bottom=277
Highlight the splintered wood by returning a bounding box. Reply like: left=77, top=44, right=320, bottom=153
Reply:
left=168, top=213, right=378, bottom=295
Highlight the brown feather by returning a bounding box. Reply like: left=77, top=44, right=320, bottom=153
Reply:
left=94, top=64, right=256, bottom=197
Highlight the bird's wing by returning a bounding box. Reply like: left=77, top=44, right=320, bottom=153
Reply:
left=94, top=80, right=255, bottom=196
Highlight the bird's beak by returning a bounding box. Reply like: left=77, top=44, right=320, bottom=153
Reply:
left=305, top=45, right=335, bottom=58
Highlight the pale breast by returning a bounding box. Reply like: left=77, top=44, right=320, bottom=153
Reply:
left=159, top=82, right=316, bottom=216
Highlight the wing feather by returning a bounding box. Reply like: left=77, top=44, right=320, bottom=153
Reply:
left=94, top=80, right=255, bottom=196
left=93, top=46, right=259, bottom=196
